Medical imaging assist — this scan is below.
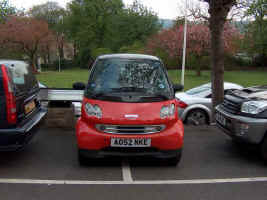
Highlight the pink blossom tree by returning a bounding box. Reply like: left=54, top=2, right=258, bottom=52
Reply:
left=146, top=23, right=241, bottom=76
left=0, top=16, right=54, bottom=72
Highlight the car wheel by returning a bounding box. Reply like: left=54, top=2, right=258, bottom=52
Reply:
left=186, top=109, right=208, bottom=126
left=166, top=150, right=182, bottom=166
left=261, top=136, right=267, bottom=163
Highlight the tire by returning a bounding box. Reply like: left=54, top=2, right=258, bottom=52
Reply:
left=186, top=109, right=208, bottom=126
left=78, top=150, right=88, bottom=166
left=261, top=136, right=267, bottom=163
left=166, top=150, right=182, bottom=166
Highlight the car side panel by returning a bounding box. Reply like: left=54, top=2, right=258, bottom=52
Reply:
left=181, top=104, right=212, bottom=122
left=179, top=96, right=212, bottom=122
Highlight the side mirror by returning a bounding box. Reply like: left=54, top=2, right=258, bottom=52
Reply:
left=173, top=84, right=184, bottom=92
left=73, top=82, right=86, bottom=90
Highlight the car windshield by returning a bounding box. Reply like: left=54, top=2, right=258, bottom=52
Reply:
left=2, top=61, right=38, bottom=94
left=85, top=58, right=172, bottom=101
left=186, top=84, right=211, bottom=96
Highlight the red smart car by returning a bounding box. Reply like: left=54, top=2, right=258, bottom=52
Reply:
left=76, top=54, right=184, bottom=165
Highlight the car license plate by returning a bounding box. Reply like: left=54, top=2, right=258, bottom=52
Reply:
left=215, top=112, right=226, bottom=126
left=25, top=101, right=36, bottom=114
left=111, top=138, right=151, bottom=147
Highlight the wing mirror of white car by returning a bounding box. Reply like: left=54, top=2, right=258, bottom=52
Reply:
left=173, top=84, right=184, bottom=92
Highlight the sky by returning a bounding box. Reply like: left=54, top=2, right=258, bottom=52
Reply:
left=9, top=0, right=184, bottom=19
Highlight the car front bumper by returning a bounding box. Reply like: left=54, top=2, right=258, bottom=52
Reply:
left=215, top=106, right=267, bottom=144
left=79, top=148, right=182, bottom=159
left=76, top=118, right=184, bottom=158
left=0, top=108, right=47, bottom=151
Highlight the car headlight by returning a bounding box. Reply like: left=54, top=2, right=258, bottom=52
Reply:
left=241, top=101, right=267, bottom=114
left=160, top=104, right=175, bottom=118
left=85, top=103, right=102, bottom=118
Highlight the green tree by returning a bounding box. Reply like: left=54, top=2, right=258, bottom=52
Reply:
left=65, top=0, right=160, bottom=67
left=109, top=0, right=161, bottom=50
left=29, top=1, right=65, bottom=28
left=64, top=0, right=124, bottom=66
left=243, top=0, right=267, bottom=66
left=0, top=0, right=16, bottom=22
left=29, top=2, right=67, bottom=63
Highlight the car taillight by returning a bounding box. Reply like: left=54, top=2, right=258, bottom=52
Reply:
left=1, top=65, right=17, bottom=124
left=177, top=100, right=188, bottom=109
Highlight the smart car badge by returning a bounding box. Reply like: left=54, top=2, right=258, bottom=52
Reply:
left=125, top=114, right=139, bottom=119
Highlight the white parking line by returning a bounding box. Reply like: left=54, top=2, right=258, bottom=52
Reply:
left=1, top=177, right=267, bottom=185
left=122, top=161, right=133, bottom=183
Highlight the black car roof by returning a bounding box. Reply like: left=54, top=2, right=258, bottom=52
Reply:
left=97, top=54, right=160, bottom=61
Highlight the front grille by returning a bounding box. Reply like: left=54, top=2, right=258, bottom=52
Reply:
left=95, top=124, right=165, bottom=135
left=220, top=95, right=242, bottom=114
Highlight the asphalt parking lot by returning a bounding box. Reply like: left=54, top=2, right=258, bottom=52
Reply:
left=1, top=125, right=267, bottom=200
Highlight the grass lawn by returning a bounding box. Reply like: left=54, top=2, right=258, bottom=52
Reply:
left=37, top=69, right=89, bottom=88
left=168, top=70, right=267, bottom=90
left=37, top=69, right=267, bottom=90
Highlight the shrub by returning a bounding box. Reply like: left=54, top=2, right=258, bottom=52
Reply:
left=224, top=54, right=252, bottom=70
left=74, top=47, right=94, bottom=69
left=91, top=48, right=112, bottom=59
left=148, top=48, right=180, bottom=70
left=200, top=56, right=211, bottom=69
left=119, top=41, right=145, bottom=54
left=41, top=59, right=76, bottom=71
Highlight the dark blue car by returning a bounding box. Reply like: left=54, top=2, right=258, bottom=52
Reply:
left=0, top=60, right=47, bottom=151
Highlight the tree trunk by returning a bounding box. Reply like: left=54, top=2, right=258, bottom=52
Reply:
left=210, top=18, right=224, bottom=108
left=196, top=56, right=202, bottom=76
left=57, top=34, right=65, bottom=61
left=73, top=41, right=77, bottom=58
left=197, top=68, right=201, bottom=76
left=46, top=44, right=51, bottom=64
left=59, top=42, right=64, bottom=61
left=42, top=55, right=47, bottom=65
left=29, top=53, right=38, bottom=73
left=207, top=0, right=235, bottom=121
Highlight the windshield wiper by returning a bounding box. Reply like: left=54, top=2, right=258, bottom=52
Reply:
left=154, top=94, right=169, bottom=100
left=91, top=92, right=109, bottom=98
left=90, top=92, right=122, bottom=101
left=143, top=94, right=169, bottom=100
left=110, top=87, right=145, bottom=92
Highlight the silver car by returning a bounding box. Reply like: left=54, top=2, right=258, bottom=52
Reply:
left=175, top=82, right=243, bottom=125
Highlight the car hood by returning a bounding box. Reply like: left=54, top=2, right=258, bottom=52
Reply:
left=231, top=86, right=267, bottom=100
left=175, top=92, right=206, bottom=104
left=81, top=98, right=178, bottom=125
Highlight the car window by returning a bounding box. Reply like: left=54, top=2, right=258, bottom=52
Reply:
left=205, top=89, right=234, bottom=98
left=186, top=86, right=210, bottom=96
left=3, top=61, right=38, bottom=93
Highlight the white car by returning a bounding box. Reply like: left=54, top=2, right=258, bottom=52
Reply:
left=175, top=82, right=243, bottom=125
